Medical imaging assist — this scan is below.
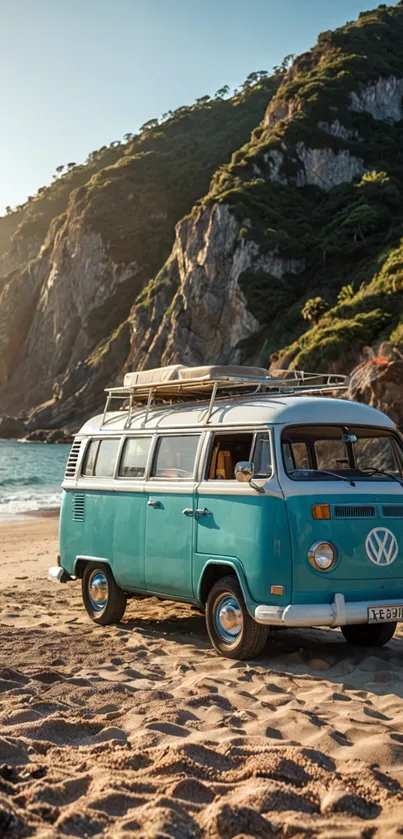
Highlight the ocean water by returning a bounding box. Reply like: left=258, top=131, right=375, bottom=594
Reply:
left=0, top=439, right=70, bottom=517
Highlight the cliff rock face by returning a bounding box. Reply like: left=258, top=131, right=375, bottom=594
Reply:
left=0, top=200, right=141, bottom=425
left=0, top=234, right=43, bottom=279
left=294, top=145, right=366, bottom=190
left=347, top=348, right=403, bottom=429
left=349, top=76, right=403, bottom=121
left=129, top=204, right=303, bottom=371
left=261, top=73, right=403, bottom=191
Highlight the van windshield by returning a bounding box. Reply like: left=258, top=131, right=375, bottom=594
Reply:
left=282, top=425, right=403, bottom=482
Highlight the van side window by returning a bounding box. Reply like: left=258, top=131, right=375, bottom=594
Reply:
left=119, top=437, right=151, bottom=478
left=83, top=440, right=98, bottom=476
left=152, top=435, right=200, bottom=479
left=82, top=439, right=120, bottom=477
left=208, top=434, right=253, bottom=480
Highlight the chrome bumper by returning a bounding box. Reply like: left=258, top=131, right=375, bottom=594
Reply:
left=255, top=593, right=402, bottom=628
left=48, top=566, right=72, bottom=584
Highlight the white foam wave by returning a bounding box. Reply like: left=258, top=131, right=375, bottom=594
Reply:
left=0, top=490, right=62, bottom=517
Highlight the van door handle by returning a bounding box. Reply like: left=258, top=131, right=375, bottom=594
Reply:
left=196, top=507, right=212, bottom=517
left=148, top=499, right=161, bottom=508
left=182, top=508, right=194, bottom=517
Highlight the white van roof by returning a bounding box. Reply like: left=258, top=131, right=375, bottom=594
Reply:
left=78, top=395, right=395, bottom=435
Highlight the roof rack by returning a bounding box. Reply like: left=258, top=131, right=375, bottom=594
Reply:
left=101, top=367, right=349, bottom=428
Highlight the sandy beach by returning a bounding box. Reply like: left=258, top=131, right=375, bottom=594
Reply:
left=1, top=517, right=403, bottom=837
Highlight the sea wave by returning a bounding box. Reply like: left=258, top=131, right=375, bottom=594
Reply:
left=0, top=475, right=46, bottom=488
left=0, top=491, right=62, bottom=516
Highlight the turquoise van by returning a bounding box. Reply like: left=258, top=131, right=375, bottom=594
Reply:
left=49, top=365, right=403, bottom=659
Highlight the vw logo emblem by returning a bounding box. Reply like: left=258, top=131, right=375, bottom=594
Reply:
left=365, top=527, right=399, bottom=566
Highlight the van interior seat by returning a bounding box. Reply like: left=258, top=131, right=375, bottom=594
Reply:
left=216, top=450, right=234, bottom=480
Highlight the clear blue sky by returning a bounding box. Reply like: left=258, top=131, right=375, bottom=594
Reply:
left=0, top=0, right=396, bottom=214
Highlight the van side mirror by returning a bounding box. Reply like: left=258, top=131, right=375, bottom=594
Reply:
left=235, top=461, right=254, bottom=482
left=234, top=462, right=265, bottom=494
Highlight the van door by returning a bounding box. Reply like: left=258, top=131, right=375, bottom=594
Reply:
left=113, top=436, right=152, bottom=590
left=144, top=434, right=201, bottom=598
left=194, top=431, right=291, bottom=606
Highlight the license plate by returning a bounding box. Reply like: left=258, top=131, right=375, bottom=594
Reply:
left=368, top=605, right=403, bottom=623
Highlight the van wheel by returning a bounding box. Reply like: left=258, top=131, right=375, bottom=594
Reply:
left=82, top=562, right=127, bottom=626
left=206, top=575, right=268, bottom=659
left=341, top=622, right=396, bottom=647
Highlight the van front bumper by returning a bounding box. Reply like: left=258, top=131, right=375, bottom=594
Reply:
left=254, top=593, right=403, bottom=628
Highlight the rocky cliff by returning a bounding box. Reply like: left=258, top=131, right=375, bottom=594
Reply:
left=1, top=3, right=403, bottom=438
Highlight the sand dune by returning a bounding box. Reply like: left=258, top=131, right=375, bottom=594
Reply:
left=1, top=517, right=403, bottom=837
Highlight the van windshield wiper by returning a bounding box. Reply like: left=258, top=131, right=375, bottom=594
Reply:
left=290, top=469, right=356, bottom=487
left=357, top=467, right=403, bottom=488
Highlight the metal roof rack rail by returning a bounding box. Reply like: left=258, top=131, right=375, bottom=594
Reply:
left=101, top=366, right=349, bottom=428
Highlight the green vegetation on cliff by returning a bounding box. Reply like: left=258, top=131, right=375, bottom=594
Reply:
left=0, top=76, right=279, bottom=267
left=282, top=239, right=403, bottom=370
left=77, top=78, right=281, bottom=271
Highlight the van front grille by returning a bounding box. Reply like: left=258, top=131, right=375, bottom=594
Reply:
left=382, top=505, right=403, bottom=518
left=65, top=439, right=82, bottom=479
left=334, top=505, right=376, bottom=518
left=72, top=493, right=85, bottom=522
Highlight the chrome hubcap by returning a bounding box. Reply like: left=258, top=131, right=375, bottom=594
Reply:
left=88, top=570, right=109, bottom=612
left=214, top=595, right=243, bottom=643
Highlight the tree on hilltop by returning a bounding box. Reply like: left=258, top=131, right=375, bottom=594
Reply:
left=215, top=85, right=230, bottom=99
left=139, top=118, right=159, bottom=133
left=241, top=70, right=270, bottom=91
left=281, top=54, right=295, bottom=71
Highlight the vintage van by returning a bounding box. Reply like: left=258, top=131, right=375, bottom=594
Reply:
left=49, top=365, right=403, bottom=659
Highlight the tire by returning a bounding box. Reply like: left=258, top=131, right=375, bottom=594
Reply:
left=341, top=621, right=396, bottom=647
left=82, top=562, right=127, bottom=626
left=205, top=575, right=268, bottom=659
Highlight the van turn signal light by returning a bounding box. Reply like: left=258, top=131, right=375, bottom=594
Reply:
left=312, top=504, right=331, bottom=520
left=270, top=585, right=284, bottom=596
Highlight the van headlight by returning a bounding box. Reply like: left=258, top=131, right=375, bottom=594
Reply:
left=308, top=541, right=336, bottom=571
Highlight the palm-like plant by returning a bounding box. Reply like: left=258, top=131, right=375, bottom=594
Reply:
left=302, top=297, right=329, bottom=325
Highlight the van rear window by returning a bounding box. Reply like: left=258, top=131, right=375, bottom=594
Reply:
left=152, top=435, right=200, bottom=479
left=83, top=439, right=120, bottom=478
left=119, top=437, right=151, bottom=478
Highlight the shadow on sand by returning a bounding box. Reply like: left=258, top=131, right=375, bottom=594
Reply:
left=115, top=605, right=403, bottom=700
